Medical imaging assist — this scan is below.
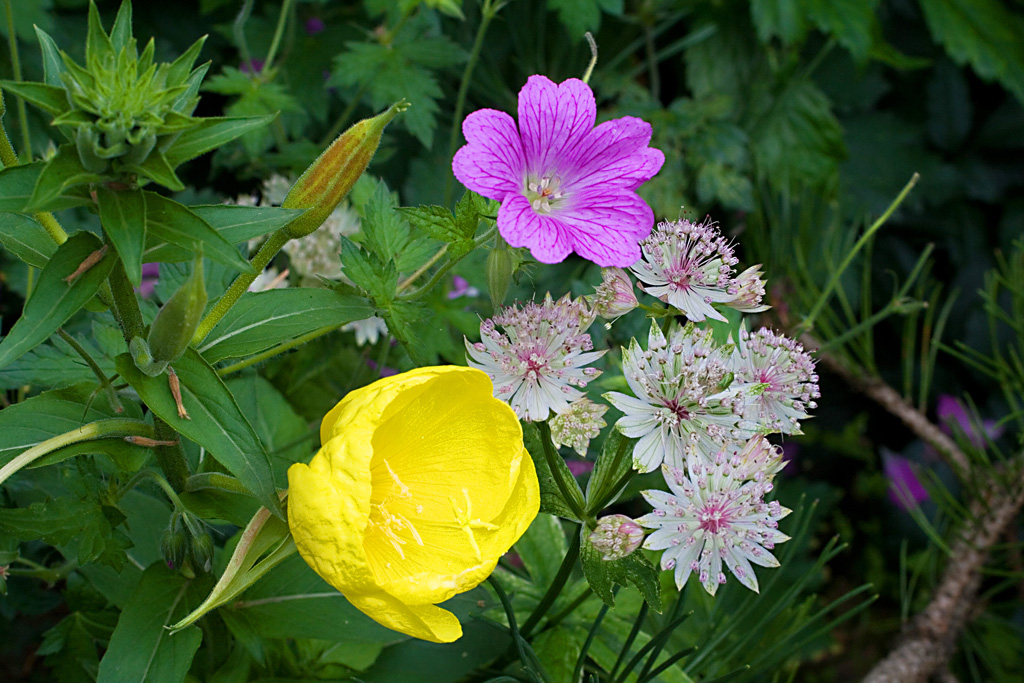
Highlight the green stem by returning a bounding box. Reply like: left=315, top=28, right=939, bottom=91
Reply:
left=186, top=472, right=252, bottom=496
left=572, top=597, right=611, bottom=683
left=0, top=87, right=19, bottom=167
left=232, top=0, right=256, bottom=69
left=320, top=84, right=367, bottom=147
left=216, top=324, right=338, bottom=376
left=107, top=260, right=146, bottom=343
left=193, top=229, right=290, bottom=346
left=589, top=436, right=633, bottom=514
left=0, top=418, right=154, bottom=485
left=396, top=244, right=447, bottom=294
left=799, top=173, right=919, bottom=334
left=34, top=212, right=69, bottom=245
left=137, top=469, right=186, bottom=511
left=3, top=0, right=31, bottom=160
left=261, top=0, right=293, bottom=74
left=537, top=585, right=593, bottom=634
left=487, top=575, right=534, bottom=677
left=519, top=527, right=581, bottom=637
left=154, top=416, right=190, bottom=492
left=57, top=328, right=123, bottom=414
left=397, top=224, right=496, bottom=301
left=443, top=0, right=501, bottom=206
left=582, top=31, right=599, bottom=84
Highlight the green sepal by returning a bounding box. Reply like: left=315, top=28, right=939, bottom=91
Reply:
left=33, top=26, right=66, bottom=87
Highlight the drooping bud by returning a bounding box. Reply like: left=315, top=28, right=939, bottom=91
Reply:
left=725, top=264, right=770, bottom=313
left=282, top=101, right=407, bottom=238
left=146, top=253, right=206, bottom=369
left=592, top=267, right=638, bottom=319
left=190, top=531, right=215, bottom=573
left=161, top=522, right=188, bottom=569
left=589, top=514, right=645, bottom=561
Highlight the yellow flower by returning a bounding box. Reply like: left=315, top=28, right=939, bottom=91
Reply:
left=287, top=366, right=539, bottom=643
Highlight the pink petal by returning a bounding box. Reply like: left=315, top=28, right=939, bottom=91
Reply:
left=563, top=117, right=665, bottom=190
left=452, top=109, right=526, bottom=202
left=498, top=193, right=573, bottom=264
left=518, top=76, right=596, bottom=175
left=557, top=188, right=655, bottom=267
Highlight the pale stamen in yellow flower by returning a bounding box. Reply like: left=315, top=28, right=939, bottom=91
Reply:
left=368, top=459, right=424, bottom=558
left=450, top=488, right=499, bottom=561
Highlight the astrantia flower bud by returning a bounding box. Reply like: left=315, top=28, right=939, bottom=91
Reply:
left=592, top=267, right=639, bottom=319
left=550, top=398, right=608, bottom=456
left=589, top=514, right=644, bottom=561
left=283, top=101, right=407, bottom=238
left=725, top=264, right=770, bottom=313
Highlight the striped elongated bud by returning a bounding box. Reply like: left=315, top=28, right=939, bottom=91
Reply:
left=147, top=253, right=207, bottom=366
left=283, top=101, right=407, bottom=238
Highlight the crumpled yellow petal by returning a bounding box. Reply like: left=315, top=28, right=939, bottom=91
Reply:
left=288, top=366, right=539, bottom=644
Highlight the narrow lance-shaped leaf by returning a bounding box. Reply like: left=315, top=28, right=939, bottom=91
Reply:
left=163, top=115, right=277, bottom=167
left=115, top=349, right=282, bottom=517
left=0, top=212, right=57, bottom=268
left=97, top=186, right=147, bottom=287
left=143, top=192, right=253, bottom=273
left=0, top=232, right=115, bottom=370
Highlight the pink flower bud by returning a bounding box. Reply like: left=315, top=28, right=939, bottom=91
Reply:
left=725, top=264, right=770, bottom=313
left=589, top=514, right=644, bottom=561
left=592, top=267, right=638, bottom=319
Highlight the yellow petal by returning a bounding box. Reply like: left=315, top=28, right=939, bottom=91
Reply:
left=347, top=589, right=463, bottom=644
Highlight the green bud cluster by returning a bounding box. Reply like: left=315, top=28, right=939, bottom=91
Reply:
left=161, top=510, right=214, bottom=574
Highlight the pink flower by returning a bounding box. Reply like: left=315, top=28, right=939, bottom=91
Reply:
left=881, top=448, right=929, bottom=510
left=453, top=75, right=664, bottom=267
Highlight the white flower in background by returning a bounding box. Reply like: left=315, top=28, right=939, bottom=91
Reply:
left=466, top=294, right=605, bottom=422
left=605, top=322, right=752, bottom=473
left=637, top=460, right=790, bottom=595
left=247, top=267, right=289, bottom=292
left=550, top=398, right=609, bottom=456
left=342, top=316, right=389, bottom=347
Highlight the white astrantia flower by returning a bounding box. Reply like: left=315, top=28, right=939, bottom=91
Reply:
left=604, top=321, right=754, bottom=473
left=630, top=218, right=739, bottom=322
left=343, top=316, right=389, bottom=347
left=636, top=460, right=790, bottom=595
left=550, top=398, right=609, bottom=456
left=730, top=326, right=820, bottom=434
left=466, top=293, right=605, bottom=422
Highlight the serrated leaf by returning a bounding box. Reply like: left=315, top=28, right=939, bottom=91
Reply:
left=522, top=423, right=585, bottom=522
left=27, top=146, right=103, bottom=213
left=163, top=115, right=277, bottom=167
left=805, top=0, right=877, bottom=61
left=0, top=80, right=71, bottom=116
left=96, top=564, right=203, bottom=683
left=340, top=236, right=396, bottom=302
left=0, top=497, right=110, bottom=552
left=362, top=181, right=410, bottom=262
left=579, top=531, right=661, bottom=611
left=198, top=288, right=374, bottom=363
left=0, top=232, right=115, bottom=370
left=143, top=192, right=252, bottom=272
left=398, top=205, right=455, bottom=241
left=115, top=349, right=282, bottom=516
left=919, top=0, right=1024, bottom=104
left=97, top=186, right=147, bottom=287
left=0, top=212, right=57, bottom=268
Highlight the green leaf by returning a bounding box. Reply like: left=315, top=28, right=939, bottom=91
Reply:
left=362, top=181, right=410, bottom=262
left=749, top=0, right=808, bottom=45
left=162, top=115, right=277, bottom=168
left=340, top=236, right=397, bottom=303
left=585, top=429, right=635, bottom=514
left=97, top=187, right=147, bottom=287
left=0, top=323, right=120, bottom=390
left=805, top=0, right=878, bottom=61
left=514, top=513, right=569, bottom=589
left=522, top=423, right=585, bottom=522
left=533, top=627, right=583, bottom=683
left=0, top=497, right=123, bottom=564
left=198, top=288, right=374, bottom=363
left=0, top=383, right=132, bottom=466
left=131, top=151, right=185, bottom=191
left=579, top=530, right=661, bottom=611
left=34, top=26, right=66, bottom=87
left=85, top=0, right=115, bottom=70
left=143, top=192, right=253, bottom=272
left=919, top=0, right=1024, bottom=104
left=0, top=212, right=57, bottom=268
left=400, top=192, right=478, bottom=259
left=115, top=349, right=282, bottom=516
left=547, top=0, right=623, bottom=39
left=0, top=80, right=71, bottom=116
left=0, top=231, right=115, bottom=370
left=27, top=146, right=103, bottom=213
left=144, top=205, right=302, bottom=263
left=96, top=564, right=203, bottom=683
left=0, top=162, right=50, bottom=212
left=222, top=554, right=402, bottom=643
left=109, top=1, right=132, bottom=53
left=225, top=375, right=309, bottom=481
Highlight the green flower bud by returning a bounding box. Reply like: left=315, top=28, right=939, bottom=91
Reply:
left=190, top=532, right=214, bottom=573
left=161, top=526, right=188, bottom=569
left=282, top=101, right=407, bottom=239
left=487, top=239, right=514, bottom=311
left=147, top=253, right=206, bottom=366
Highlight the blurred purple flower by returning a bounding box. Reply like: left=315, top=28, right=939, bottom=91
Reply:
left=566, top=459, right=594, bottom=477
left=453, top=75, right=664, bottom=267
left=305, top=17, right=326, bottom=35
left=881, top=447, right=929, bottom=510
left=240, top=59, right=264, bottom=75
left=366, top=358, right=397, bottom=377
left=448, top=274, right=479, bottom=299
left=936, top=394, right=1004, bottom=449
left=138, top=263, right=159, bottom=298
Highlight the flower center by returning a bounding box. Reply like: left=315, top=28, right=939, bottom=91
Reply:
left=526, top=175, right=564, bottom=213
left=698, top=498, right=732, bottom=535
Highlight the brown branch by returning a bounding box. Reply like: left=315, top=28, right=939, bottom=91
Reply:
left=800, top=335, right=970, bottom=473
left=862, top=468, right=1024, bottom=683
